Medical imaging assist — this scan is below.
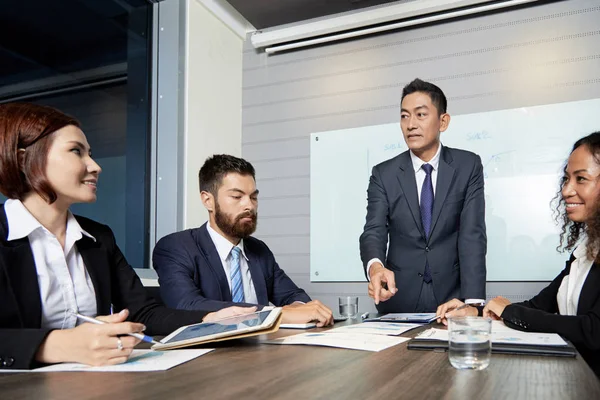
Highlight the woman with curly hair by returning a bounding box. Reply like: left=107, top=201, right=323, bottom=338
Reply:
left=436, top=131, right=600, bottom=377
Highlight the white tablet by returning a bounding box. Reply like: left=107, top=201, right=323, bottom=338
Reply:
left=152, top=308, right=282, bottom=350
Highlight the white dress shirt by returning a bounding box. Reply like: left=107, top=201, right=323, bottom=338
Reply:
left=557, top=239, right=594, bottom=316
left=206, top=223, right=259, bottom=305
left=366, top=144, right=484, bottom=305
left=5, top=199, right=97, bottom=329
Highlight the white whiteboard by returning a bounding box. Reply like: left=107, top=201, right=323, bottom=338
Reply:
left=310, top=98, right=600, bottom=282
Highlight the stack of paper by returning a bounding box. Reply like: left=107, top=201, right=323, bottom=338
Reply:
left=265, top=321, right=422, bottom=352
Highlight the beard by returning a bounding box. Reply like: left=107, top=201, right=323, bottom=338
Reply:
left=214, top=202, right=257, bottom=239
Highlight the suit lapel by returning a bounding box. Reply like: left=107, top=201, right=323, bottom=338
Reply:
left=197, top=224, right=233, bottom=301
left=78, top=236, right=112, bottom=315
left=0, top=239, right=43, bottom=328
left=245, top=243, right=268, bottom=305
left=0, top=205, right=42, bottom=327
left=577, top=263, right=600, bottom=315
left=430, top=146, right=456, bottom=239
left=396, top=152, right=425, bottom=239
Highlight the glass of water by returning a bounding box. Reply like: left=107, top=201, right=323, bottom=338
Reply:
left=338, top=296, right=359, bottom=319
left=448, top=316, right=492, bottom=370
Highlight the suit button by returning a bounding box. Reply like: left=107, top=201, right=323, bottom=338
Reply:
left=3, top=357, right=14, bottom=367
left=425, top=247, right=430, bottom=252
left=418, top=273, right=423, bottom=277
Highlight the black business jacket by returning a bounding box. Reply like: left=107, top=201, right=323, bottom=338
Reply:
left=0, top=204, right=209, bottom=370
left=502, top=255, right=600, bottom=377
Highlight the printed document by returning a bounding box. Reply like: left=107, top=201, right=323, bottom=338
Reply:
left=2, top=349, right=213, bottom=373
left=266, top=332, right=410, bottom=352
left=327, top=322, right=421, bottom=336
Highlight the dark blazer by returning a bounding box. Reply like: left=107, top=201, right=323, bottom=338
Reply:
left=360, top=146, right=487, bottom=313
left=153, top=223, right=311, bottom=311
left=0, top=205, right=209, bottom=370
left=502, top=255, right=600, bottom=377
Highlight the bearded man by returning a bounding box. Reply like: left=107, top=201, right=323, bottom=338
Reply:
left=153, top=154, right=333, bottom=327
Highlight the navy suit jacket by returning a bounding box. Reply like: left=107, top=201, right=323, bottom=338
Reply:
left=502, top=255, right=600, bottom=377
left=153, top=223, right=311, bottom=312
left=0, top=205, right=209, bottom=370
left=359, top=146, right=487, bottom=313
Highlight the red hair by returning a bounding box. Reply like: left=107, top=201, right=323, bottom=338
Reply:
left=0, top=103, right=80, bottom=203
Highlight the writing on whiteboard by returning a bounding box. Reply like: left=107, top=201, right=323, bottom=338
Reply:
left=467, top=130, right=492, bottom=141
left=384, top=142, right=405, bottom=151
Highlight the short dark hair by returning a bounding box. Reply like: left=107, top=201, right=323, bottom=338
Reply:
left=0, top=102, right=80, bottom=203
left=199, top=154, right=255, bottom=196
left=401, top=78, right=447, bottom=115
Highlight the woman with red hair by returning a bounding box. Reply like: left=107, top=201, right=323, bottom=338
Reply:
left=0, top=103, right=255, bottom=369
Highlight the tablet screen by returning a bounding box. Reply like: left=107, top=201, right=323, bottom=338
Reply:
left=162, top=310, right=273, bottom=344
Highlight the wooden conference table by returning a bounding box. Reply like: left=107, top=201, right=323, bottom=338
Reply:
left=2, top=321, right=599, bottom=400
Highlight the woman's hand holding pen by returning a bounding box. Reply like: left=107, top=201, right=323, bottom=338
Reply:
left=435, top=299, right=478, bottom=326
left=36, top=309, right=145, bottom=366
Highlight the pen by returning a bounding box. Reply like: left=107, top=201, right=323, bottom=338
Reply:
left=430, top=304, right=473, bottom=323
left=360, top=312, right=369, bottom=320
left=436, top=303, right=473, bottom=320
left=73, top=313, right=160, bottom=344
left=454, top=303, right=471, bottom=312
left=454, top=303, right=483, bottom=311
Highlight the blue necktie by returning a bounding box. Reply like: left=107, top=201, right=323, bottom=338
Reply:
left=420, top=163, right=434, bottom=284
left=230, top=247, right=245, bottom=303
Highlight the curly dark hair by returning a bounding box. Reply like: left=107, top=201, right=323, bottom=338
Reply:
left=553, top=131, right=600, bottom=260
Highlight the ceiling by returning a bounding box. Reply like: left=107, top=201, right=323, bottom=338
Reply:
left=225, top=0, right=402, bottom=30
left=0, top=0, right=415, bottom=92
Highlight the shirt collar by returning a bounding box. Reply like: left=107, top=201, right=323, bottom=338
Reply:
left=410, top=142, right=442, bottom=173
left=5, top=198, right=96, bottom=242
left=206, top=222, right=249, bottom=263
left=573, top=237, right=590, bottom=260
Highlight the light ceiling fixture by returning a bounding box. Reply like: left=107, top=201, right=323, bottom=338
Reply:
left=250, top=0, right=541, bottom=54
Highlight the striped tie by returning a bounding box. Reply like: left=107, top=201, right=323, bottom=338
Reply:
left=230, top=246, right=245, bottom=303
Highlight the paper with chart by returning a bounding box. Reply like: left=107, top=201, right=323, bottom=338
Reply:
left=266, top=332, right=410, bottom=352
left=327, top=322, right=422, bottom=336
left=415, top=321, right=567, bottom=346
left=1, top=349, right=213, bottom=373
left=310, top=98, right=600, bottom=281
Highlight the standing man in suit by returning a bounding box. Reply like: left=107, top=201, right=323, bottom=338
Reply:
left=153, top=155, right=334, bottom=327
left=359, top=78, right=486, bottom=313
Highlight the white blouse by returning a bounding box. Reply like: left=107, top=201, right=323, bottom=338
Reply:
left=5, top=199, right=97, bottom=329
left=557, top=239, right=594, bottom=316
